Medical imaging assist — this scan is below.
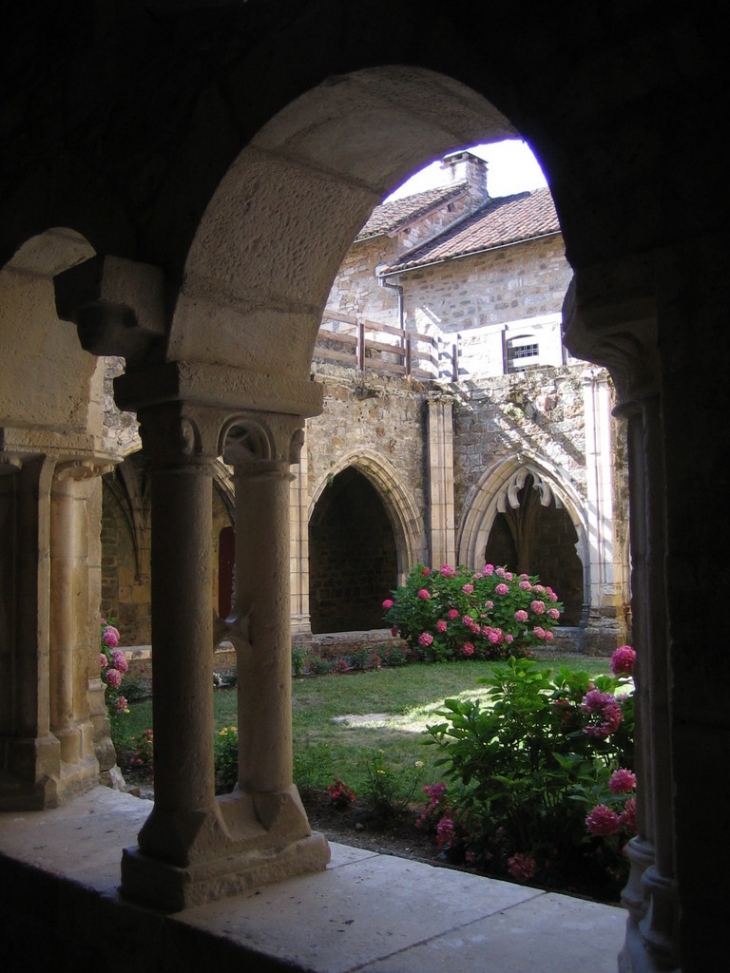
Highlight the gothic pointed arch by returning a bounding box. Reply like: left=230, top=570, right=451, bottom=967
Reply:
left=310, top=448, right=426, bottom=584
left=458, top=453, right=589, bottom=623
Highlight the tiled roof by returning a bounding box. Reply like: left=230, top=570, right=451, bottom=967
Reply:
left=356, top=184, right=468, bottom=240
left=381, top=187, right=560, bottom=274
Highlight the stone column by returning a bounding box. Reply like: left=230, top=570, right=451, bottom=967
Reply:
left=224, top=419, right=314, bottom=823
left=564, top=272, right=680, bottom=972
left=48, top=462, right=104, bottom=795
left=122, top=404, right=226, bottom=884
left=426, top=397, right=456, bottom=569
left=0, top=455, right=61, bottom=809
left=581, top=368, right=621, bottom=651
left=120, top=402, right=329, bottom=911
left=289, top=424, right=312, bottom=636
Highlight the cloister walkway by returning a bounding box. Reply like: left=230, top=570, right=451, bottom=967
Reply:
left=0, top=786, right=625, bottom=972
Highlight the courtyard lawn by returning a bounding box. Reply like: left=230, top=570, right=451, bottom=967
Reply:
left=113, top=654, right=614, bottom=801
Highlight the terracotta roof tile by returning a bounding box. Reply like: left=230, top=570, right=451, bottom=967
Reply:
left=381, top=187, right=560, bottom=273
left=357, top=184, right=468, bottom=240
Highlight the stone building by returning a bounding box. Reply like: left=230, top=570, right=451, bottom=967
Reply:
left=101, top=151, right=628, bottom=648
left=1, top=4, right=728, bottom=971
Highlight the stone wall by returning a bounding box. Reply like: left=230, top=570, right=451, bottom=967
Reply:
left=403, top=234, right=571, bottom=336
left=306, top=363, right=429, bottom=567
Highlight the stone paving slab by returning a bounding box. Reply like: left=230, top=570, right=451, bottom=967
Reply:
left=179, top=847, right=543, bottom=973
left=0, top=787, right=627, bottom=973
left=358, top=891, right=626, bottom=973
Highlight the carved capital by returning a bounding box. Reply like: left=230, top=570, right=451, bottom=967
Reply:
left=221, top=413, right=304, bottom=473
left=138, top=402, right=224, bottom=470
left=563, top=265, right=659, bottom=412
left=55, top=459, right=116, bottom=482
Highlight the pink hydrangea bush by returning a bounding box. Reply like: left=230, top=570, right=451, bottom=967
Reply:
left=383, top=563, right=564, bottom=662
left=100, top=620, right=129, bottom=716
left=419, top=649, right=636, bottom=898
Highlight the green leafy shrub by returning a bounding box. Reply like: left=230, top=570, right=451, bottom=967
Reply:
left=360, top=748, right=425, bottom=819
left=420, top=648, right=636, bottom=898
left=308, top=655, right=335, bottom=676
left=383, top=563, right=563, bottom=663
left=214, top=724, right=238, bottom=792
left=292, top=645, right=307, bottom=677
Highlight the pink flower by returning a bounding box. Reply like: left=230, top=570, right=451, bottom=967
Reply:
left=483, top=564, right=495, bottom=575
left=436, top=619, right=448, bottom=633
left=114, top=696, right=128, bottom=713
left=463, top=642, right=475, bottom=656
left=547, top=607, right=560, bottom=620
left=534, top=584, right=545, bottom=594
left=485, top=600, right=493, bottom=609
left=496, top=567, right=505, bottom=577
left=436, top=814, right=454, bottom=848
left=514, top=610, right=528, bottom=623
left=544, top=630, right=554, bottom=641
left=421, top=567, right=432, bottom=576
left=462, top=615, right=474, bottom=627
left=440, top=564, right=453, bottom=577
left=609, top=768, right=637, bottom=794
left=495, top=583, right=509, bottom=596
left=424, top=782, right=447, bottom=800
left=505, top=572, right=513, bottom=581
left=533, top=626, right=546, bottom=639
left=582, top=689, right=623, bottom=738
left=505, top=633, right=514, bottom=643
left=530, top=600, right=546, bottom=614
left=111, top=649, right=128, bottom=673
left=611, top=645, right=636, bottom=676
left=100, top=653, right=108, bottom=669
left=548, top=591, right=559, bottom=602
left=418, top=632, right=434, bottom=647
left=105, top=668, right=122, bottom=689
left=488, top=629, right=502, bottom=644
left=382, top=598, right=394, bottom=610
left=462, top=583, right=474, bottom=594
left=519, top=580, right=532, bottom=591
left=619, top=798, right=637, bottom=833
left=102, top=625, right=120, bottom=648
left=586, top=804, right=621, bottom=836
left=472, top=572, right=483, bottom=581
left=391, top=626, right=399, bottom=637
left=447, top=609, right=459, bottom=620
left=507, top=852, right=536, bottom=882
left=417, top=588, right=430, bottom=600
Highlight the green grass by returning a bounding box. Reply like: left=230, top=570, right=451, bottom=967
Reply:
left=112, top=655, right=614, bottom=801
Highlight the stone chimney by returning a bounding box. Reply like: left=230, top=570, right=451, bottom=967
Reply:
left=440, top=150, right=490, bottom=206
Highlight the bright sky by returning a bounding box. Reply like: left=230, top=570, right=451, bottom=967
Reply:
left=386, top=139, right=547, bottom=201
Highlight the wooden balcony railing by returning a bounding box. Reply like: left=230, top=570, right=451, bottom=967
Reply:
left=313, top=310, right=453, bottom=380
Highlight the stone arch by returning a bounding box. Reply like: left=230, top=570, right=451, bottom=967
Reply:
left=310, top=449, right=425, bottom=586
left=458, top=453, right=589, bottom=617
left=170, top=67, right=519, bottom=378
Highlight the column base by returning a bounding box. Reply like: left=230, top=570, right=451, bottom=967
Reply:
left=619, top=916, right=680, bottom=973
left=121, top=831, right=330, bottom=912
left=122, top=784, right=331, bottom=911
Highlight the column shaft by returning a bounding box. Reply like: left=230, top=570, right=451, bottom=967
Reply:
left=233, top=463, right=293, bottom=794
left=149, top=465, right=215, bottom=813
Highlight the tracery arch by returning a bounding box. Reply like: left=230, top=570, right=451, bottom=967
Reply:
left=458, top=453, right=589, bottom=614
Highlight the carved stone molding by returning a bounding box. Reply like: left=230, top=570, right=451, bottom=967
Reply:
left=54, top=255, right=167, bottom=363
